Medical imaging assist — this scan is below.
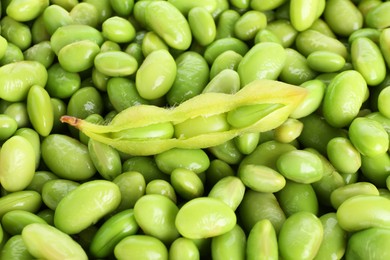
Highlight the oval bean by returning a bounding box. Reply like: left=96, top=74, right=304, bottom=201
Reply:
left=188, top=7, right=216, bottom=46
left=58, top=40, right=100, bottom=73
left=208, top=176, right=245, bottom=211
left=330, top=182, right=379, bottom=209
left=211, top=224, right=246, bottom=260
left=246, top=219, right=278, bottom=260
left=169, top=237, right=200, bottom=260
left=239, top=164, right=286, bottom=193
left=1, top=210, right=46, bottom=235
left=27, top=85, right=53, bottom=136
left=114, top=235, right=168, bottom=260
left=94, top=51, right=138, bottom=77
left=170, top=168, right=204, bottom=200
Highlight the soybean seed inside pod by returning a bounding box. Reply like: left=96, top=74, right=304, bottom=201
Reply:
left=61, top=79, right=307, bottom=156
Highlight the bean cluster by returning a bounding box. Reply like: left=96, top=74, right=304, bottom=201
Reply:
left=0, top=0, right=390, bottom=259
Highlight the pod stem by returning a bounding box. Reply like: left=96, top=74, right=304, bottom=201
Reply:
left=60, top=115, right=81, bottom=128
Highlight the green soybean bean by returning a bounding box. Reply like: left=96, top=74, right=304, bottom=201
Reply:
left=6, top=0, right=48, bottom=22
left=208, top=139, right=244, bottom=165
left=308, top=18, right=337, bottom=38
left=110, top=122, right=175, bottom=141
left=208, top=176, right=245, bottom=211
left=188, top=7, right=216, bottom=46
left=274, top=118, right=303, bottom=143
left=307, top=51, right=346, bottom=73
left=238, top=42, right=286, bottom=86
left=358, top=0, right=382, bottom=17
left=41, top=179, right=80, bottom=210
left=380, top=28, right=390, bottom=69
left=94, top=50, right=138, bottom=77
left=0, top=42, right=24, bottom=65
left=322, top=70, right=367, bottom=128
left=134, top=194, right=179, bottom=244
left=238, top=190, right=286, bottom=233
left=279, top=48, right=317, bottom=85
left=234, top=132, right=260, bottom=155
left=3, top=102, right=29, bottom=128
left=337, top=194, right=390, bottom=231
left=70, top=2, right=99, bottom=27
left=330, top=182, right=379, bottom=209
left=88, top=139, right=122, bottom=180
left=1, top=210, right=46, bottom=235
left=211, top=224, right=246, bottom=260
left=146, top=179, right=177, bottom=203
left=26, top=85, right=53, bottom=136
left=100, top=40, right=121, bottom=52
left=254, top=28, right=284, bottom=45
left=23, top=40, right=55, bottom=68
left=265, top=19, right=298, bottom=48
left=168, top=0, right=217, bottom=16
left=141, top=31, right=169, bottom=57
left=0, top=136, right=35, bottom=192
left=14, top=128, right=40, bottom=169
left=246, top=219, right=278, bottom=260
left=209, top=50, right=242, bottom=80
left=327, top=137, right=361, bottom=175
left=0, top=191, right=41, bottom=219
left=113, top=171, right=146, bottom=211
left=169, top=237, right=200, bottom=260
left=41, top=134, right=96, bottom=180
left=290, top=0, right=322, bottom=31
left=378, top=86, right=390, bottom=119
left=238, top=164, right=286, bottom=193
left=0, top=61, right=47, bottom=102
left=0, top=16, right=31, bottom=50
left=42, top=4, right=73, bottom=35
left=365, top=1, right=390, bottom=29
left=170, top=168, right=204, bottom=200
left=204, top=38, right=249, bottom=65
left=0, top=35, right=8, bottom=59
left=205, top=159, right=235, bottom=188
left=22, top=223, right=88, bottom=259
left=25, top=171, right=58, bottom=193
left=0, top=114, right=17, bottom=140
left=109, top=0, right=133, bottom=17
left=276, top=150, right=323, bottom=184
left=102, top=16, right=135, bottom=43
left=114, top=235, right=168, bottom=260
left=234, top=10, right=267, bottom=41
left=135, top=49, right=176, bottom=100
left=54, top=180, right=120, bottom=234
left=50, top=98, right=67, bottom=133
left=175, top=197, right=236, bottom=239
left=90, top=209, right=138, bottom=258
left=58, top=40, right=100, bottom=73
left=361, top=152, right=390, bottom=187
left=167, top=51, right=209, bottom=105
left=202, top=69, right=241, bottom=94
left=215, top=9, right=240, bottom=39
left=290, top=79, right=326, bottom=118
left=278, top=211, right=323, bottom=260
left=349, top=27, right=381, bottom=44
left=314, top=212, right=347, bottom=260
left=50, top=24, right=104, bottom=55
left=295, top=29, right=348, bottom=58
left=46, top=63, right=80, bottom=99
left=123, top=156, right=169, bottom=183
left=250, top=0, right=286, bottom=11
left=351, top=37, right=386, bottom=86
left=0, top=234, right=33, bottom=260
left=349, top=117, right=389, bottom=157
left=66, top=86, right=104, bottom=120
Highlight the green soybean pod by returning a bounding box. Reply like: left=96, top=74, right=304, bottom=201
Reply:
left=238, top=190, right=286, bottom=233
left=314, top=213, right=347, bottom=260
left=41, top=134, right=96, bottom=181
left=0, top=234, right=33, bottom=259
left=238, top=42, right=286, bottom=86
left=276, top=150, right=323, bottom=184
left=351, top=37, right=386, bottom=86
left=307, top=51, right=346, bottom=73
left=0, top=16, right=31, bottom=50
left=134, top=194, right=180, bottom=244
left=1, top=210, right=46, bottom=235
left=211, top=224, right=246, bottom=260
left=22, top=223, right=88, bottom=259
left=54, top=180, right=121, bottom=234
left=0, top=61, right=48, bottom=102
left=279, top=48, right=317, bottom=85
left=58, top=40, right=100, bottom=73
left=295, top=30, right=348, bottom=58
left=23, top=40, right=55, bottom=68
left=234, top=10, right=267, bottom=41
left=324, top=0, right=363, bottom=37
left=365, top=1, right=390, bottom=29
left=188, top=7, right=216, bottom=46
left=0, top=191, right=41, bottom=219
left=88, top=139, right=122, bottom=180
left=0, top=114, right=17, bottom=141
left=113, top=171, right=146, bottom=211
left=349, top=117, right=389, bottom=157
left=208, top=176, right=245, bottom=211
left=170, top=168, right=204, bottom=200
left=0, top=136, right=35, bottom=192
left=277, top=180, right=318, bottom=216
left=136, top=49, right=176, bottom=100
left=50, top=24, right=104, bottom=55
left=330, top=182, right=379, bottom=209
left=327, top=137, right=361, bottom=175
left=27, top=85, right=53, bottom=137
left=290, top=0, right=321, bottom=31
left=90, top=209, right=139, bottom=258
left=175, top=197, right=236, bottom=239
left=14, top=128, right=41, bottom=169
left=322, top=70, right=367, bottom=128
left=94, top=50, right=138, bottom=77
left=215, top=9, right=240, bottom=39
left=144, top=1, right=191, bottom=50
left=42, top=4, right=73, bottom=35
left=41, top=179, right=80, bottom=210
left=6, top=0, right=48, bottom=22
left=246, top=219, right=278, bottom=260
left=278, top=211, right=323, bottom=260
left=166, top=51, right=209, bottom=105
left=114, top=235, right=168, bottom=260
left=337, top=194, right=390, bottom=231
left=346, top=227, right=390, bottom=260
left=238, top=164, right=286, bottom=193
left=204, top=38, right=249, bottom=64
left=155, top=148, right=210, bottom=175
left=169, top=237, right=200, bottom=260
